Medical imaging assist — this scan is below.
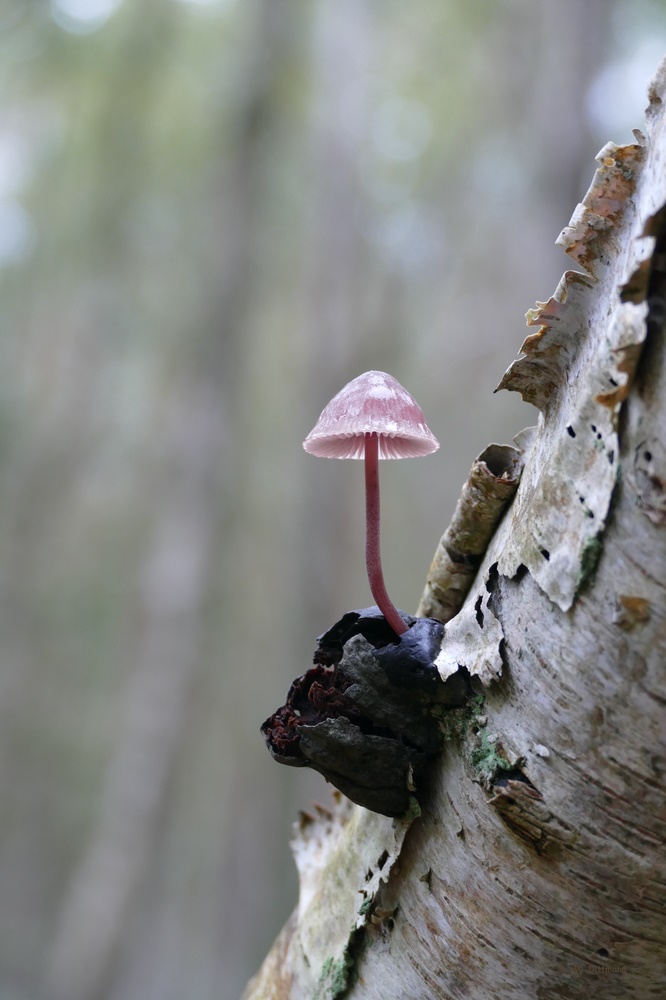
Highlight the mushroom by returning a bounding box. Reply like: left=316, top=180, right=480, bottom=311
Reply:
left=303, top=370, right=439, bottom=636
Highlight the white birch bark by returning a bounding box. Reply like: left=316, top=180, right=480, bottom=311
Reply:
left=243, top=59, right=666, bottom=1000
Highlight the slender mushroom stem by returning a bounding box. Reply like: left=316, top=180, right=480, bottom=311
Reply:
left=364, top=432, right=409, bottom=636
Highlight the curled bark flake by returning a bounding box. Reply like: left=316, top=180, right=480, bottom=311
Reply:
left=595, top=340, right=645, bottom=408
left=613, top=594, right=651, bottom=630
left=464, top=727, right=576, bottom=856
left=434, top=570, right=504, bottom=687
left=556, top=142, right=644, bottom=279
left=621, top=255, right=652, bottom=304
left=633, top=438, right=666, bottom=525
left=488, top=778, right=575, bottom=856
left=496, top=270, right=596, bottom=412
left=417, top=442, right=524, bottom=623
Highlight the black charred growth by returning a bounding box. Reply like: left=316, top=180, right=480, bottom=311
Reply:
left=261, top=607, right=472, bottom=817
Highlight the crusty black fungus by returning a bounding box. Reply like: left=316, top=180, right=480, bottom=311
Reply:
left=261, top=607, right=471, bottom=816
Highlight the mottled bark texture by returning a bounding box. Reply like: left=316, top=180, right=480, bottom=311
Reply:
left=243, top=60, right=666, bottom=1000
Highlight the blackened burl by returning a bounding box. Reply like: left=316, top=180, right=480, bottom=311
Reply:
left=261, top=608, right=471, bottom=816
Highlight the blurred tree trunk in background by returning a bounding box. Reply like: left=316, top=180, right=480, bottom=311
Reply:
left=300, top=0, right=375, bottom=629
left=44, top=2, right=304, bottom=998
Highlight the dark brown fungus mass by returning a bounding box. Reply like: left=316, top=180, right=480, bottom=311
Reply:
left=261, top=607, right=471, bottom=816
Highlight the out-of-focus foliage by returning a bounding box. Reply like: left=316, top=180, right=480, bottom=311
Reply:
left=0, top=1, right=663, bottom=997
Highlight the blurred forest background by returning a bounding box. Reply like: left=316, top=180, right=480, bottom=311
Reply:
left=0, top=1, right=664, bottom=998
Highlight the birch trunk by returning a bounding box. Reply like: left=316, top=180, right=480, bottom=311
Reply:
left=243, top=59, right=666, bottom=1000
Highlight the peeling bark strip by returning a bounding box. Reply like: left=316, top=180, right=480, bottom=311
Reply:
left=245, top=59, right=666, bottom=1000
left=417, top=442, right=525, bottom=623
left=434, top=563, right=505, bottom=687
left=487, top=777, right=576, bottom=855
left=494, top=130, right=654, bottom=611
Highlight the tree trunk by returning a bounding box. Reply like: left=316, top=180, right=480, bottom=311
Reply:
left=243, top=58, right=666, bottom=1000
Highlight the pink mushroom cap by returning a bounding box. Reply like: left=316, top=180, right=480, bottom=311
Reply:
left=303, top=370, right=439, bottom=460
